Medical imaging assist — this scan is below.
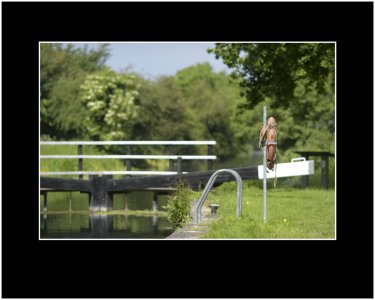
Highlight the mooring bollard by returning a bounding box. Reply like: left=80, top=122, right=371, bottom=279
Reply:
left=208, top=204, right=220, bottom=216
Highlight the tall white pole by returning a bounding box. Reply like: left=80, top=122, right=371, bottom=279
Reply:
left=263, top=106, right=267, bottom=223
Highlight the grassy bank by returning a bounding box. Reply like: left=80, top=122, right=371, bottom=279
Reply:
left=200, top=182, right=335, bottom=239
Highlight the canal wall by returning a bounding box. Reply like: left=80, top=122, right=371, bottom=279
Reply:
left=165, top=203, right=213, bottom=239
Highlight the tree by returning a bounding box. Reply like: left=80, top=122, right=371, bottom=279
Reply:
left=208, top=43, right=334, bottom=109
left=80, top=69, right=139, bottom=141
left=209, top=43, right=335, bottom=154
left=40, top=43, right=110, bottom=139
left=175, top=63, right=246, bottom=159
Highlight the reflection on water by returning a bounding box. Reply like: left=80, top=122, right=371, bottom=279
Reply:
left=40, top=191, right=169, bottom=212
left=40, top=213, right=173, bottom=239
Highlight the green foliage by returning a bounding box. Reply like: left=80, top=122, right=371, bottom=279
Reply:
left=40, top=44, right=335, bottom=178
left=135, top=75, right=191, bottom=141
left=80, top=70, right=139, bottom=141
left=119, top=66, right=248, bottom=169
left=166, top=184, right=193, bottom=228
left=175, top=63, right=246, bottom=158
left=208, top=43, right=334, bottom=109
left=40, top=43, right=110, bottom=139
left=209, top=43, right=335, bottom=154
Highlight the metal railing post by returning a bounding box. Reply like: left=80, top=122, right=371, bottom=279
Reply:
left=168, top=145, right=174, bottom=171
left=301, top=155, right=310, bottom=188
left=207, top=145, right=213, bottom=170
left=78, top=144, right=83, bottom=180
left=177, top=157, right=182, bottom=175
left=126, top=146, right=132, bottom=177
left=263, top=106, right=267, bottom=223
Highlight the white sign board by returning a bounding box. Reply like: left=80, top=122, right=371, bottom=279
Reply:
left=258, top=159, right=314, bottom=179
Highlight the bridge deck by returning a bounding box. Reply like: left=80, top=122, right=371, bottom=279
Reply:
left=40, top=166, right=258, bottom=192
left=40, top=167, right=258, bottom=211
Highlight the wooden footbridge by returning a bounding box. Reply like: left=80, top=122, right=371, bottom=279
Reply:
left=40, top=141, right=246, bottom=211
left=40, top=166, right=259, bottom=211
left=40, top=140, right=315, bottom=211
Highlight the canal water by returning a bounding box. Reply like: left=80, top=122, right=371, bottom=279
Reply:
left=40, top=191, right=174, bottom=239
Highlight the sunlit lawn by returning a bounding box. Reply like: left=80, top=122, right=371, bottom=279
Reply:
left=201, top=182, right=335, bottom=239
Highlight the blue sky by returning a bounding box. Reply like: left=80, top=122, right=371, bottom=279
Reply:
left=68, top=42, right=229, bottom=79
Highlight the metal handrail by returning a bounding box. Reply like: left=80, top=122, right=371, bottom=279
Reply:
left=193, top=169, right=243, bottom=224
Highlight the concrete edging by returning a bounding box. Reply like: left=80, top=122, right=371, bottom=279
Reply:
left=165, top=203, right=214, bottom=239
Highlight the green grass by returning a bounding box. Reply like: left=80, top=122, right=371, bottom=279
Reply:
left=200, top=182, right=335, bottom=239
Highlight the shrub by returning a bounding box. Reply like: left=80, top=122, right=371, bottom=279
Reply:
left=167, top=184, right=193, bottom=228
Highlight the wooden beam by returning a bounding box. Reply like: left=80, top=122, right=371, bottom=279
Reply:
left=89, top=175, right=113, bottom=212
left=106, top=167, right=258, bottom=192
left=40, top=167, right=259, bottom=195
left=40, top=177, right=91, bottom=192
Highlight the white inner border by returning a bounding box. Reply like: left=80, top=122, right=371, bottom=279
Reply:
left=39, top=41, right=336, bottom=241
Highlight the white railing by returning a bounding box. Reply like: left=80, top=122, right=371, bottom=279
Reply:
left=40, top=171, right=187, bottom=176
left=40, top=155, right=216, bottom=160
left=40, top=141, right=216, bottom=145
left=40, top=141, right=216, bottom=177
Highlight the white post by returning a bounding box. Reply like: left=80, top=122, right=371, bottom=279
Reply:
left=263, top=106, right=267, bottom=223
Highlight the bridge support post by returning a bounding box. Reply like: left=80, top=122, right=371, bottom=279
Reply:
left=89, top=214, right=113, bottom=238
left=89, top=175, right=113, bottom=212
left=321, top=155, right=329, bottom=189
left=152, top=214, right=158, bottom=233
left=177, top=157, right=182, bottom=175
left=43, top=192, right=47, bottom=212
left=301, top=155, right=310, bottom=188
left=168, top=145, right=174, bottom=171
left=43, top=214, right=48, bottom=231
left=152, top=192, right=158, bottom=212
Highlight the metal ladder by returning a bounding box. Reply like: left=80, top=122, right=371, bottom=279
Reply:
left=193, top=169, right=243, bottom=224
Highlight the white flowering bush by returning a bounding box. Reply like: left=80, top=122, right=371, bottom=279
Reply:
left=80, top=71, right=139, bottom=140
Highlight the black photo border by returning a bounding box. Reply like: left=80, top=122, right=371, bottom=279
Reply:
left=2, top=2, right=373, bottom=298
